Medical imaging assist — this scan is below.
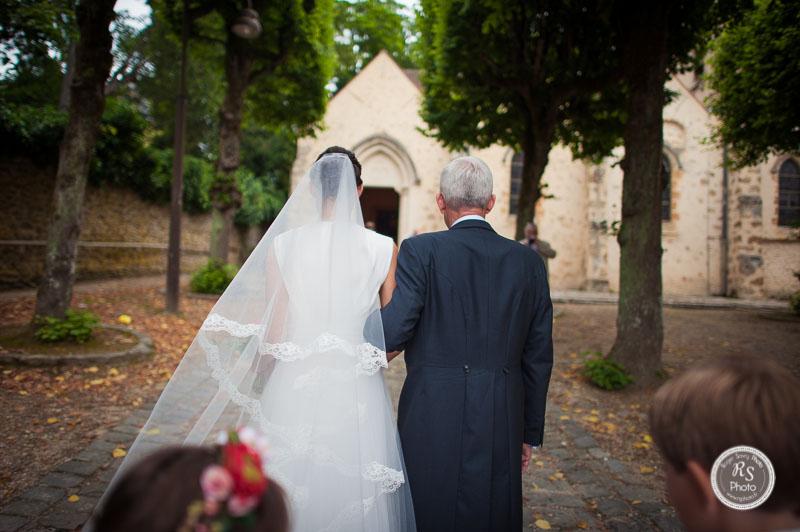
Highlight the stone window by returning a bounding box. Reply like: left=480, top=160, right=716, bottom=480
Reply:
left=510, top=152, right=523, bottom=214
left=778, top=158, right=800, bottom=227
left=661, top=155, right=671, bottom=221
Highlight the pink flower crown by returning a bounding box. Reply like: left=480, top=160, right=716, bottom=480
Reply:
left=179, top=427, right=271, bottom=532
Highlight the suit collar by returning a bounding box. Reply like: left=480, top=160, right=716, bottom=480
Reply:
left=449, top=218, right=495, bottom=232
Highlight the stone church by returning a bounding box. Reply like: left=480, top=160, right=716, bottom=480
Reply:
left=292, top=51, right=800, bottom=300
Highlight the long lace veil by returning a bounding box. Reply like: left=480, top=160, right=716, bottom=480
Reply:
left=89, top=153, right=416, bottom=531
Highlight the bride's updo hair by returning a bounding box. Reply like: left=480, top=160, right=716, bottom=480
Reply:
left=315, top=146, right=363, bottom=187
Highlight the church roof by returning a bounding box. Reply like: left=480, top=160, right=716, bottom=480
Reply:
left=402, top=69, right=422, bottom=91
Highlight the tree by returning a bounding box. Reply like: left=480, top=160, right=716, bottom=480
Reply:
left=417, top=0, right=624, bottom=238
left=332, top=0, right=411, bottom=92
left=706, top=0, right=800, bottom=167
left=33, top=0, right=118, bottom=320
left=606, top=0, right=747, bottom=382
left=163, top=0, right=333, bottom=262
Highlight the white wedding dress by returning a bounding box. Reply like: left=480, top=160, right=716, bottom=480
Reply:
left=92, top=154, right=416, bottom=532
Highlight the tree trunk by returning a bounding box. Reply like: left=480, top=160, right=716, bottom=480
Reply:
left=607, top=3, right=669, bottom=383
left=33, top=0, right=117, bottom=321
left=58, top=41, right=77, bottom=112
left=515, top=113, right=557, bottom=239
left=209, top=38, right=251, bottom=263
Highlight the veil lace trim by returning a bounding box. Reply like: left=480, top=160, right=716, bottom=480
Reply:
left=201, top=313, right=388, bottom=376
left=196, top=323, right=405, bottom=509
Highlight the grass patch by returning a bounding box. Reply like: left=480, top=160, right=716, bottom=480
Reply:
left=581, top=350, right=634, bottom=391
left=0, top=324, right=139, bottom=356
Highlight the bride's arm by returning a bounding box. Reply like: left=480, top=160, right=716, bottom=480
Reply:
left=381, top=244, right=401, bottom=362
left=379, top=243, right=399, bottom=308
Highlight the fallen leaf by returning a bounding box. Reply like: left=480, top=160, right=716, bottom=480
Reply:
left=582, top=415, right=599, bottom=423
left=577, top=521, right=589, bottom=529
left=145, top=428, right=160, bottom=435
left=46, top=417, right=59, bottom=424
left=67, top=495, right=80, bottom=503
left=640, top=466, right=655, bottom=474
left=633, top=442, right=651, bottom=450
left=535, top=519, right=551, bottom=530
left=112, top=448, right=127, bottom=458
left=559, top=415, right=570, bottom=420
left=85, top=366, right=99, bottom=373
left=632, top=500, right=641, bottom=505
left=18, top=390, right=28, bottom=396
left=642, top=434, right=653, bottom=443
left=118, top=314, right=132, bottom=325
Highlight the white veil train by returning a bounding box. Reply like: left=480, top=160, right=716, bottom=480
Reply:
left=91, top=153, right=416, bottom=531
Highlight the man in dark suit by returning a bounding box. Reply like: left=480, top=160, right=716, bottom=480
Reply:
left=381, top=156, right=554, bottom=532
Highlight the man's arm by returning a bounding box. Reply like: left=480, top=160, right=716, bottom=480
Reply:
left=539, top=239, right=557, bottom=259
left=521, top=257, right=554, bottom=446
left=380, top=238, right=427, bottom=353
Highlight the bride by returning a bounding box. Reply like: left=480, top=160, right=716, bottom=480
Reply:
left=96, top=148, right=416, bottom=531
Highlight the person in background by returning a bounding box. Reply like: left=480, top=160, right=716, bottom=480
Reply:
left=649, top=355, right=800, bottom=532
left=92, top=428, right=289, bottom=532
left=519, top=221, right=556, bottom=274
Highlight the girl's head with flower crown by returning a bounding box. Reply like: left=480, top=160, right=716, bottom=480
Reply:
left=93, top=428, right=288, bottom=532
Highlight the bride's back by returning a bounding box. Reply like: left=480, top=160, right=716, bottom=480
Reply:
left=274, top=221, right=393, bottom=343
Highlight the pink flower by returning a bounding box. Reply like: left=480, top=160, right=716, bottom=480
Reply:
left=227, top=494, right=259, bottom=517
left=200, top=465, right=233, bottom=502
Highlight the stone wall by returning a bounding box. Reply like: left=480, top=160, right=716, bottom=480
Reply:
left=727, top=156, right=800, bottom=299
left=0, top=157, right=242, bottom=288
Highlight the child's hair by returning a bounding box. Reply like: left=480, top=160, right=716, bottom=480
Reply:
left=93, top=445, right=289, bottom=532
left=649, top=355, right=800, bottom=515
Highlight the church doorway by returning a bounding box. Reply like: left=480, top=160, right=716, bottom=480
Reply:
left=361, top=187, right=400, bottom=241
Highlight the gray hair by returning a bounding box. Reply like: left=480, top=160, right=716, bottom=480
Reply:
left=440, top=156, right=493, bottom=210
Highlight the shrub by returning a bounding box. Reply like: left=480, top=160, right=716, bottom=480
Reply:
left=190, top=259, right=238, bottom=294
left=581, top=351, right=634, bottom=390
left=790, top=291, right=800, bottom=316
left=33, top=309, right=100, bottom=344
left=0, top=100, right=66, bottom=163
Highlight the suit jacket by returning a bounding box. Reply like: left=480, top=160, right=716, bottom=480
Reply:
left=381, top=219, right=554, bottom=532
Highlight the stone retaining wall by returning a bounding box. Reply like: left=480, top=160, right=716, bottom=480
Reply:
left=0, top=157, right=242, bottom=288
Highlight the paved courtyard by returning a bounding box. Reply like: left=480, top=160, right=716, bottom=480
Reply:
left=1, top=276, right=798, bottom=531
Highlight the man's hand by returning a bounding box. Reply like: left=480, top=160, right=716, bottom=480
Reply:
left=521, top=443, right=532, bottom=471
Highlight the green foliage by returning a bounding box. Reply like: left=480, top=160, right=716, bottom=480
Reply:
left=0, top=0, right=75, bottom=78
left=136, top=2, right=226, bottom=154
left=89, top=98, right=216, bottom=213
left=417, top=0, right=623, bottom=155
left=91, top=98, right=157, bottom=189
left=581, top=351, right=634, bottom=391
left=235, top=168, right=288, bottom=227
left=790, top=291, right=800, bottom=315
left=332, top=0, right=413, bottom=91
left=33, top=309, right=100, bottom=344
left=190, top=259, right=239, bottom=294
left=0, top=100, right=66, bottom=162
left=707, top=0, right=800, bottom=167
left=236, top=0, right=336, bottom=137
